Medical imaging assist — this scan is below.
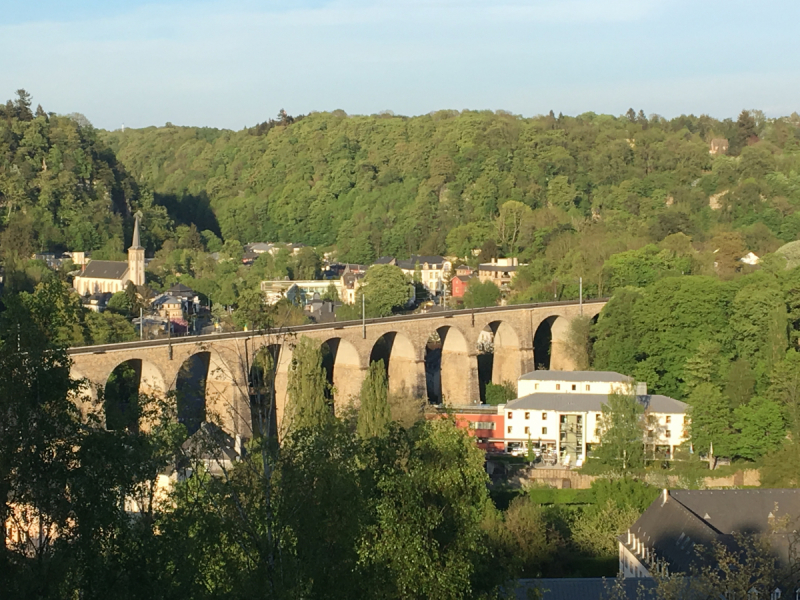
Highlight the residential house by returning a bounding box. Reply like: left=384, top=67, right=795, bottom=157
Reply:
left=340, top=267, right=365, bottom=304
left=477, top=257, right=524, bottom=288
left=374, top=255, right=452, bottom=297
left=451, top=274, right=472, bottom=299
left=620, top=488, right=800, bottom=593
left=261, top=279, right=343, bottom=306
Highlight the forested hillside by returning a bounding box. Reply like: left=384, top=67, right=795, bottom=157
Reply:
left=0, top=91, right=142, bottom=265
left=101, top=106, right=800, bottom=300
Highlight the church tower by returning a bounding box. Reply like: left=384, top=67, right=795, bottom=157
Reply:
left=128, top=213, right=145, bottom=287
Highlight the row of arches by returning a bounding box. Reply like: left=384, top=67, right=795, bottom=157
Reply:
left=99, top=314, right=582, bottom=434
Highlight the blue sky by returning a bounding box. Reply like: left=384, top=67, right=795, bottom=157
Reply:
left=1, top=0, right=799, bottom=130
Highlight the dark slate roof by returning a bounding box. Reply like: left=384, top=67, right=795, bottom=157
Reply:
left=167, top=282, right=195, bottom=299
left=393, top=255, right=447, bottom=269
left=454, top=275, right=472, bottom=283
left=505, top=393, right=687, bottom=414
left=373, top=256, right=396, bottom=265
left=80, top=260, right=128, bottom=280
left=515, top=577, right=655, bottom=600
left=519, top=371, right=631, bottom=382
left=621, top=489, right=800, bottom=575
left=670, top=489, right=800, bottom=535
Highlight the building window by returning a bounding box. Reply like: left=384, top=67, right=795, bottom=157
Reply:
left=586, top=384, right=591, bottom=391
left=524, top=427, right=530, bottom=434
left=470, top=422, right=495, bottom=430
left=525, top=412, right=530, bottom=420
left=534, top=383, right=539, bottom=390
left=507, top=426, right=512, bottom=434
left=666, top=416, right=672, bottom=424
left=571, top=384, right=576, bottom=391
left=666, top=430, right=672, bottom=438
left=556, top=384, right=561, bottom=391
left=542, top=412, right=547, bottom=420
left=542, top=427, right=547, bottom=435
left=507, top=412, right=512, bottom=420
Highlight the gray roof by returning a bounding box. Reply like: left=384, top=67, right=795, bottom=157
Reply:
left=478, top=264, right=521, bottom=272
left=621, top=489, right=800, bottom=575
left=505, top=393, right=687, bottom=414
left=80, top=260, right=129, bottom=280
left=519, top=371, right=631, bottom=382
left=516, top=577, right=654, bottom=600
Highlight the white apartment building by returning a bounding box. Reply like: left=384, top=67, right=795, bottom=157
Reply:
left=502, top=371, right=689, bottom=465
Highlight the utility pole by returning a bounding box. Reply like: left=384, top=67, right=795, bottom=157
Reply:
left=361, top=292, right=366, bottom=339
left=579, top=277, right=583, bottom=316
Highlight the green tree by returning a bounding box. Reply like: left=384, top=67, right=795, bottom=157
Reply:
left=688, top=382, right=734, bottom=458
left=286, top=337, right=331, bottom=430
left=485, top=381, right=516, bottom=405
left=85, top=311, right=137, bottom=344
left=291, top=246, right=322, bottom=280
left=106, top=290, right=132, bottom=315
left=463, top=279, right=501, bottom=308
left=733, top=396, right=785, bottom=460
left=359, top=419, right=498, bottom=599
left=596, top=391, right=645, bottom=470
left=361, top=264, right=410, bottom=317
left=357, top=360, right=391, bottom=438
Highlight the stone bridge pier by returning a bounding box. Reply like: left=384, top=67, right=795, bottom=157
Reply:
left=69, top=300, right=605, bottom=439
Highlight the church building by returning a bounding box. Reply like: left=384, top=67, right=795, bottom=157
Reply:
left=73, top=214, right=146, bottom=296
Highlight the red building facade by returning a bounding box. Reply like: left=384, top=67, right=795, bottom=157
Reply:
left=428, top=406, right=505, bottom=452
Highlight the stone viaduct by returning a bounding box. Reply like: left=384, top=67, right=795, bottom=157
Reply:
left=68, top=299, right=605, bottom=439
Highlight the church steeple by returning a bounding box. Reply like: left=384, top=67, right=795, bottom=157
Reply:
left=128, top=212, right=145, bottom=287
left=131, top=212, right=142, bottom=249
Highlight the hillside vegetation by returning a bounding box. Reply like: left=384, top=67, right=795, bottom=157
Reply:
left=100, top=107, right=800, bottom=299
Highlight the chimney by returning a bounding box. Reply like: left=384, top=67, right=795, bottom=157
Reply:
left=661, top=488, right=669, bottom=506
left=636, top=382, right=648, bottom=396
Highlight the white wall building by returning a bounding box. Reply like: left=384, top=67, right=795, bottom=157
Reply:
left=503, top=371, right=689, bottom=465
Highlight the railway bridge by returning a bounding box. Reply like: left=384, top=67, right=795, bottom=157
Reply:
left=68, top=299, right=606, bottom=438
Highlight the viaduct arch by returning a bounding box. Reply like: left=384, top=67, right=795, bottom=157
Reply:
left=69, top=300, right=605, bottom=439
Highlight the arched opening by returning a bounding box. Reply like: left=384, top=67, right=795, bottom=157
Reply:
left=475, top=326, right=494, bottom=404
left=249, top=344, right=281, bottom=438
left=105, top=360, right=142, bottom=432
left=174, top=352, right=210, bottom=436
left=370, top=332, right=421, bottom=398
left=533, top=316, right=573, bottom=371
left=104, top=360, right=165, bottom=432
left=321, top=337, right=363, bottom=408
left=425, top=331, right=442, bottom=403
